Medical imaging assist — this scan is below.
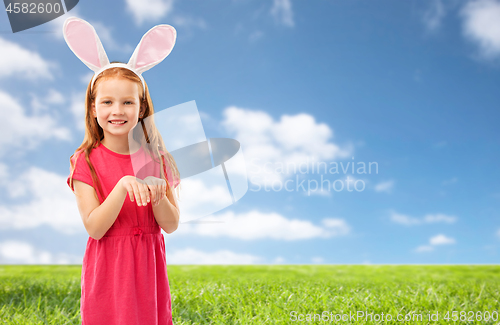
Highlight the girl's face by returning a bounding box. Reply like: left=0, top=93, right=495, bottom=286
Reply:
left=92, top=77, right=144, bottom=140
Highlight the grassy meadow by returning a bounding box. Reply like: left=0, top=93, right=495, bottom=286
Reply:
left=0, top=265, right=499, bottom=324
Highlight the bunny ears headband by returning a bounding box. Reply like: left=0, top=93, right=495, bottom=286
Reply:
left=62, top=17, right=176, bottom=98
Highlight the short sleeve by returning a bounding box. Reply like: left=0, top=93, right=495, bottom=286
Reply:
left=160, top=152, right=180, bottom=189
left=67, top=151, right=94, bottom=191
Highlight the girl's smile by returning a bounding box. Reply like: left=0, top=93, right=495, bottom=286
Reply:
left=109, top=120, right=127, bottom=125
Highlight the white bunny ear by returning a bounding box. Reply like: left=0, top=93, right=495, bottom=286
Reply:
left=63, top=17, right=110, bottom=72
left=128, top=25, right=177, bottom=75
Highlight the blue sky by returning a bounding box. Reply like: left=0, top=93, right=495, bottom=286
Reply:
left=0, top=0, right=499, bottom=264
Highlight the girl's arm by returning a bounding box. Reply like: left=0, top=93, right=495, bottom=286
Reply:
left=152, top=185, right=180, bottom=234
left=73, top=176, right=145, bottom=240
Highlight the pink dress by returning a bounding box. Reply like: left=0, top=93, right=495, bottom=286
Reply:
left=67, top=143, right=179, bottom=325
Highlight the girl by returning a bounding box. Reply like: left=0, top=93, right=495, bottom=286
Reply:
left=64, top=17, right=180, bottom=324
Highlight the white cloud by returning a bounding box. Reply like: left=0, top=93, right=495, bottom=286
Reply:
left=273, top=256, right=286, bottom=264
left=249, top=30, right=264, bottom=42
left=307, top=187, right=333, bottom=197
left=430, top=233, right=456, bottom=245
left=0, top=91, right=71, bottom=156
left=311, top=256, right=324, bottom=263
left=69, top=91, right=87, bottom=131
left=390, top=212, right=421, bottom=226
left=45, top=89, right=65, bottom=104
left=423, top=213, right=457, bottom=223
left=433, top=140, right=447, bottom=148
left=167, top=247, right=261, bottom=264
left=90, top=21, right=134, bottom=54
left=0, top=163, right=8, bottom=186
left=221, top=106, right=353, bottom=190
left=175, top=177, right=238, bottom=221
left=0, top=165, right=84, bottom=234
left=442, top=177, right=458, bottom=185
left=390, top=211, right=457, bottom=226
left=414, top=234, right=456, bottom=253
left=176, top=210, right=350, bottom=240
left=414, top=69, right=423, bottom=82
left=271, top=0, right=294, bottom=27
left=80, top=72, right=94, bottom=84
left=296, top=174, right=368, bottom=197
left=374, top=180, right=394, bottom=193
left=171, top=15, right=207, bottom=30
left=0, top=240, right=82, bottom=264
left=321, top=218, right=350, bottom=233
left=31, top=89, right=65, bottom=113
left=423, top=0, right=446, bottom=31
left=0, top=38, right=55, bottom=80
left=273, top=114, right=334, bottom=154
left=414, top=245, right=434, bottom=252
left=461, top=0, right=500, bottom=59
left=125, top=0, right=174, bottom=26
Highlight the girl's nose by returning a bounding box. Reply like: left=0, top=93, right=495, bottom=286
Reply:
left=111, top=103, right=126, bottom=114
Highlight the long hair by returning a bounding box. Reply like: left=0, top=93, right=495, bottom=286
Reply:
left=68, top=66, right=181, bottom=203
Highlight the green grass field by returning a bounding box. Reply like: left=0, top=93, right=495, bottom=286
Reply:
left=0, top=265, right=499, bottom=324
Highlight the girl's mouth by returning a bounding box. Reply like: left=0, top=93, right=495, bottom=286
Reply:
left=109, top=121, right=127, bottom=125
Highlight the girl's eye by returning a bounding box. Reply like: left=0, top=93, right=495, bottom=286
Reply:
left=103, top=101, right=111, bottom=105
left=125, top=101, right=133, bottom=105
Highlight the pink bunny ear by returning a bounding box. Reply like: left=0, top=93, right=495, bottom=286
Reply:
left=63, top=17, right=110, bottom=72
left=128, top=25, right=177, bottom=75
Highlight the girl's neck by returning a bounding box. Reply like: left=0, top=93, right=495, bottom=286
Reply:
left=101, top=137, right=141, bottom=155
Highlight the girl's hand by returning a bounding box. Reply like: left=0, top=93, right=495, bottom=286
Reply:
left=120, top=175, right=151, bottom=207
left=143, top=176, right=167, bottom=207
